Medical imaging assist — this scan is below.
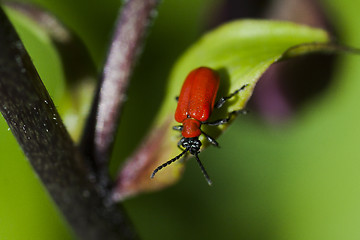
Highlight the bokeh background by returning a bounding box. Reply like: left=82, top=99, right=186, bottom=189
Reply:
left=1, top=0, right=360, bottom=239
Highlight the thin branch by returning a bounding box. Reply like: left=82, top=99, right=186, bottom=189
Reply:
left=80, top=0, right=161, bottom=186
left=0, top=7, right=137, bottom=240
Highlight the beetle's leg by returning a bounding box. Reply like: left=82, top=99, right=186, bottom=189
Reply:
left=201, top=130, right=219, bottom=147
left=177, top=137, right=186, bottom=151
left=177, top=141, right=183, bottom=150
left=204, top=110, right=247, bottom=126
left=214, top=84, right=248, bottom=109
left=173, top=126, right=184, bottom=150
left=173, top=125, right=183, bottom=131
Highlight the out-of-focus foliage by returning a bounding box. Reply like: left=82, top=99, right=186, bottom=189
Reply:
left=0, top=0, right=360, bottom=240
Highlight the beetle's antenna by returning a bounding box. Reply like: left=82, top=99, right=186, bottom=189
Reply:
left=151, top=149, right=188, bottom=179
left=194, top=153, right=212, bottom=186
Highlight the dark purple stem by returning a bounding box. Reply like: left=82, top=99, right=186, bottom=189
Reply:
left=0, top=6, right=136, bottom=240
left=81, top=0, right=161, bottom=185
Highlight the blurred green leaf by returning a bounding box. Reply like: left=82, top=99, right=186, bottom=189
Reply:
left=4, top=6, right=66, bottom=104
left=5, top=4, right=97, bottom=141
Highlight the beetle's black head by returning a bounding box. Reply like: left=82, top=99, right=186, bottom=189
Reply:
left=151, top=136, right=212, bottom=186
left=181, top=137, right=202, bottom=155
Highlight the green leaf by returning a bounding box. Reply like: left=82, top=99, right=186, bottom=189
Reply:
left=160, top=20, right=329, bottom=121
left=4, top=7, right=66, bottom=104
left=114, top=20, right=332, bottom=200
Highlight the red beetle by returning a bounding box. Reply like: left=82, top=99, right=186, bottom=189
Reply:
left=151, top=67, right=247, bottom=185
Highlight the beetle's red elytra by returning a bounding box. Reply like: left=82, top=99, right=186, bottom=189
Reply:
left=151, top=67, right=248, bottom=185
left=175, top=67, right=220, bottom=138
left=175, top=67, right=220, bottom=124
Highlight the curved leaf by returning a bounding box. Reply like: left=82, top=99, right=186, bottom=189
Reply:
left=160, top=20, right=329, bottom=120
left=113, top=20, right=332, bottom=200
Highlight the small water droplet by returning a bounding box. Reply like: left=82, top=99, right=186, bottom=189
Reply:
left=45, top=129, right=49, bottom=132
left=7, top=128, right=10, bottom=131
left=44, top=100, right=48, bottom=104
left=15, top=55, right=22, bottom=65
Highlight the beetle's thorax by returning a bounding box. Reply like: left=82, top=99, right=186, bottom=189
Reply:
left=181, top=118, right=201, bottom=138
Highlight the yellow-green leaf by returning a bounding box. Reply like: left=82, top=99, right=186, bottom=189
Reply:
left=114, top=20, right=332, bottom=200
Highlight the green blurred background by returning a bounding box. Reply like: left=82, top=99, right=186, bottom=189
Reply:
left=1, top=0, right=360, bottom=239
